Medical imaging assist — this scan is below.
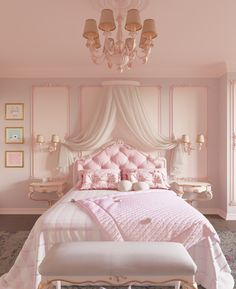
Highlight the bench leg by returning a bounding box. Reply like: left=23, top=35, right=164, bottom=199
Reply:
left=56, top=280, right=61, bottom=289
left=182, top=282, right=198, bottom=289
left=175, top=281, right=181, bottom=289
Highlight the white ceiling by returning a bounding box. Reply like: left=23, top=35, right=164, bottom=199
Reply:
left=0, top=0, right=236, bottom=78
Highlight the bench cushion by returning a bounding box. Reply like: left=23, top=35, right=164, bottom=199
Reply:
left=39, top=242, right=197, bottom=278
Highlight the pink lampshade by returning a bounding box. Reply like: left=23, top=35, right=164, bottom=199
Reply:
left=36, top=134, right=44, bottom=143
left=83, top=19, right=99, bottom=40
left=182, top=134, right=190, bottom=143
left=51, top=134, right=60, bottom=143
left=125, top=9, right=142, bottom=32
left=99, top=9, right=116, bottom=32
left=196, top=134, right=205, bottom=143
left=141, top=19, right=157, bottom=39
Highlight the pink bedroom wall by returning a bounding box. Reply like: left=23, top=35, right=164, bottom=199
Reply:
left=0, top=77, right=221, bottom=216
left=32, top=86, right=70, bottom=179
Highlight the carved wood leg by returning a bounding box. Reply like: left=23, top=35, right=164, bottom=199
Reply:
left=182, top=282, right=198, bottom=289
left=56, top=280, right=61, bottom=289
left=38, top=281, right=53, bottom=289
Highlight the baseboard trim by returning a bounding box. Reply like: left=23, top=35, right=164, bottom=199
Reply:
left=224, top=212, right=236, bottom=220
left=198, top=208, right=227, bottom=219
left=0, top=208, right=47, bottom=215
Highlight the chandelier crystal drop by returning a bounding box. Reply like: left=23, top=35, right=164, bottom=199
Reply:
left=83, top=5, right=157, bottom=72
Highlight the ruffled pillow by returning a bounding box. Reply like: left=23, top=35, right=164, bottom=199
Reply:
left=132, top=181, right=150, bottom=191
left=77, top=169, right=121, bottom=190
left=117, top=180, right=133, bottom=192
left=123, top=168, right=169, bottom=189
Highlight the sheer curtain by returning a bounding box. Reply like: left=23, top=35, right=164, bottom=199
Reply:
left=58, top=85, right=183, bottom=175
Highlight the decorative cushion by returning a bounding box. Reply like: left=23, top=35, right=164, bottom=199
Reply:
left=124, top=168, right=169, bottom=189
left=78, top=169, right=121, bottom=190
left=132, top=181, right=150, bottom=191
left=117, top=180, right=133, bottom=192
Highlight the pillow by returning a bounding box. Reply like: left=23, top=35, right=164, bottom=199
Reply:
left=132, top=181, right=150, bottom=191
left=78, top=169, right=121, bottom=190
left=123, top=168, right=169, bottom=189
left=117, top=180, right=133, bottom=192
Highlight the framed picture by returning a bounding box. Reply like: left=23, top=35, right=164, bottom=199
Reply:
left=5, top=103, right=24, bottom=120
left=5, top=151, right=24, bottom=168
left=5, top=127, right=24, bottom=144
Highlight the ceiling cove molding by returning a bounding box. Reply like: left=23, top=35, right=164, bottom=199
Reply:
left=0, top=64, right=228, bottom=79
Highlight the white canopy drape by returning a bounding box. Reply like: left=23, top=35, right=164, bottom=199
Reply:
left=58, top=84, right=183, bottom=175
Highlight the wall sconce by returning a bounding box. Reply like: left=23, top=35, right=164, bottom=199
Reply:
left=181, top=134, right=205, bottom=155
left=36, top=134, right=60, bottom=152
left=196, top=134, right=205, bottom=150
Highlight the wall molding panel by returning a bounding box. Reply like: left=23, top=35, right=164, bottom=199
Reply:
left=169, top=85, right=208, bottom=179
left=31, top=86, right=70, bottom=178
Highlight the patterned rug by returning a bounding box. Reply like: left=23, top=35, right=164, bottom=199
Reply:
left=0, top=231, right=235, bottom=289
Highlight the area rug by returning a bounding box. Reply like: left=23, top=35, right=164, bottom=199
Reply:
left=0, top=230, right=235, bottom=289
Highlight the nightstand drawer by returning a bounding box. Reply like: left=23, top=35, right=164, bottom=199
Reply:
left=34, top=186, right=58, bottom=193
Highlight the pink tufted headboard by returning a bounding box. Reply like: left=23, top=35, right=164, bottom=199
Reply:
left=73, top=142, right=166, bottom=184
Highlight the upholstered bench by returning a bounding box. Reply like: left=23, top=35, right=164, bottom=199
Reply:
left=38, top=241, right=198, bottom=289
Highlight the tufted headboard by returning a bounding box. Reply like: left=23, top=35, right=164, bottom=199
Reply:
left=73, top=142, right=166, bottom=184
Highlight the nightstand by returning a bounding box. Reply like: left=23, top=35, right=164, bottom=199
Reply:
left=28, top=180, right=67, bottom=207
left=170, top=181, right=213, bottom=205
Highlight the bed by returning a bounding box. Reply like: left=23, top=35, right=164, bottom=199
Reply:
left=0, top=142, right=234, bottom=289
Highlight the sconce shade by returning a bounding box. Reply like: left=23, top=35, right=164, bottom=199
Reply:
left=83, top=19, right=99, bottom=39
left=196, top=134, right=205, bottom=143
left=51, top=134, right=60, bottom=143
left=125, top=9, right=142, bottom=32
left=141, top=19, right=157, bottom=39
left=36, top=134, right=44, bottom=143
left=182, top=134, right=190, bottom=143
left=99, top=9, right=116, bottom=32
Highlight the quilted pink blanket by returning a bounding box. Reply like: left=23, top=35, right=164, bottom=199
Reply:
left=76, top=190, right=219, bottom=249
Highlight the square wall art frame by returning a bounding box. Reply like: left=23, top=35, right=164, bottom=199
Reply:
left=5, top=151, right=24, bottom=168
left=5, top=127, right=24, bottom=144
left=5, top=103, right=24, bottom=120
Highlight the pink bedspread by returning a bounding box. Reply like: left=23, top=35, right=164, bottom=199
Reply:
left=76, top=190, right=219, bottom=249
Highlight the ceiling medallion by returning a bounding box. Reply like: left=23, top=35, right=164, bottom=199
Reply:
left=83, top=0, right=157, bottom=72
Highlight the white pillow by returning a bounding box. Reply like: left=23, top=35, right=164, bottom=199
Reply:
left=117, top=180, right=133, bottom=192
left=132, top=181, right=150, bottom=191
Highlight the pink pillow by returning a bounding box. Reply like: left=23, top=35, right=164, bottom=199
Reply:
left=123, top=168, right=169, bottom=189
left=77, top=169, right=121, bottom=190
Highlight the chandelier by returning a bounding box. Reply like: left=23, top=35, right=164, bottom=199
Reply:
left=82, top=3, right=157, bottom=72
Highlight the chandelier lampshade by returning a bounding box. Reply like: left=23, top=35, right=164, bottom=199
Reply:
left=83, top=19, right=99, bottom=40
left=82, top=1, right=157, bottom=72
left=99, top=9, right=116, bottom=32
left=141, top=19, right=157, bottom=39
left=125, top=9, right=142, bottom=32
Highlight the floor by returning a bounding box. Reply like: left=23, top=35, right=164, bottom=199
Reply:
left=0, top=214, right=40, bottom=231
left=0, top=214, right=236, bottom=231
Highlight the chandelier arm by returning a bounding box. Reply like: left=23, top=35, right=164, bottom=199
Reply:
left=89, top=46, right=106, bottom=64
left=136, top=46, right=152, bottom=64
